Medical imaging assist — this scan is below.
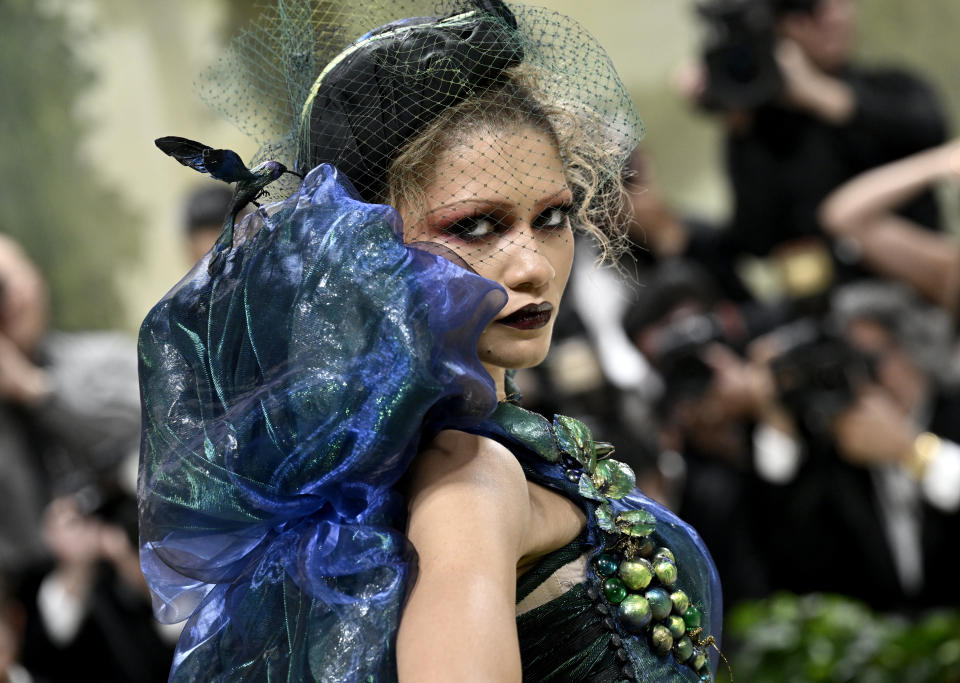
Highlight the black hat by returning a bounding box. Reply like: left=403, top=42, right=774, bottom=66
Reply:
left=300, top=4, right=523, bottom=202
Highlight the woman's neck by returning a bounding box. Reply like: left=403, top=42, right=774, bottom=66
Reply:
left=483, top=363, right=507, bottom=402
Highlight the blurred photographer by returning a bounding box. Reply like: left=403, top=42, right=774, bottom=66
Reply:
left=181, top=185, right=233, bottom=266
left=0, top=233, right=175, bottom=680
left=657, top=0, right=947, bottom=303
left=754, top=280, right=960, bottom=610
left=0, top=234, right=140, bottom=567
left=623, top=260, right=792, bottom=608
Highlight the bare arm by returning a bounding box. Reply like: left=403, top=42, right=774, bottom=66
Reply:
left=397, top=430, right=529, bottom=682
left=820, top=141, right=960, bottom=232
left=819, top=141, right=960, bottom=313
left=776, top=40, right=854, bottom=125
left=847, top=216, right=960, bottom=313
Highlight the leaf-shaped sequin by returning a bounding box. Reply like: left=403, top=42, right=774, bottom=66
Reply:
left=592, top=459, right=636, bottom=500
left=578, top=473, right=605, bottom=501
left=492, top=403, right=560, bottom=462
left=595, top=502, right=617, bottom=533
left=616, top=509, right=656, bottom=538
left=554, top=415, right=596, bottom=473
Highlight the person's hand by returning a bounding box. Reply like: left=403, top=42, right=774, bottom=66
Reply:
left=0, top=331, right=49, bottom=405
left=99, top=522, right=151, bottom=595
left=670, top=58, right=754, bottom=133
left=775, top=39, right=854, bottom=124
left=831, top=386, right=918, bottom=467
left=703, top=343, right=775, bottom=420
left=776, top=40, right=821, bottom=101
left=671, top=59, right=707, bottom=105
left=41, top=496, right=104, bottom=569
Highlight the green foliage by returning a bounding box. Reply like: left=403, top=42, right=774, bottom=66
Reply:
left=726, top=593, right=960, bottom=683
left=0, top=0, right=141, bottom=330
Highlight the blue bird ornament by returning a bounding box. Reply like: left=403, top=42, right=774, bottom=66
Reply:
left=155, top=136, right=302, bottom=274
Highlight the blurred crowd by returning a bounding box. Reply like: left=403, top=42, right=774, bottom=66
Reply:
left=0, top=186, right=229, bottom=682
left=521, top=0, right=960, bottom=619
left=4, top=0, right=960, bottom=680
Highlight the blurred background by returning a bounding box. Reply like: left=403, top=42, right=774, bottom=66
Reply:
left=3, top=0, right=960, bottom=333
left=4, top=0, right=960, bottom=681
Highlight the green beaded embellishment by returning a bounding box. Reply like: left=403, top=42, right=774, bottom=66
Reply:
left=603, top=577, right=628, bottom=604
left=541, top=414, right=715, bottom=681
left=645, top=588, right=672, bottom=621
left=619, top=559, right=653, bottom=591
left=491, top=404, right=715, bottom=680
left=592, top=459, right=635, bottom=500
left=595, top=553, right=619, bottom=577
left=553, top=414, right=597, bottom=473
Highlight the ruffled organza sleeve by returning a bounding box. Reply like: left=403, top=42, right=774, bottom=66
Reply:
left=137, top=164, right=506, bottom=681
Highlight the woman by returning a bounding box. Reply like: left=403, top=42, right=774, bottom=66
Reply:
left=138, top=2, right=721, bottom=680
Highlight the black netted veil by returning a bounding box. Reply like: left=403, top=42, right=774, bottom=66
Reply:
left=300, top=10, right=524, bottom=202
left=198, top=0, right=643, bottom=210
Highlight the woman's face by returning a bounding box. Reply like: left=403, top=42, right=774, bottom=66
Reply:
left=402, top=124, right=575, bottom=372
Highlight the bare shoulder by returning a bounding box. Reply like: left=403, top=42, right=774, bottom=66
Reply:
left=409, top=430, right=527, bottom=499
left=406, top=429, right=585, bottom=569
left=406, top=430, right=529, bottom=543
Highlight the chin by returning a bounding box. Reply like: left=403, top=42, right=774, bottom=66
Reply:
left=479, top=339, right=552, bottom=371
left=477, top=319, right=557, bottom=371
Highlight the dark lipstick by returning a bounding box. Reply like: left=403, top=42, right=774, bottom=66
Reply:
left=498, top=302, right=554, bottom=330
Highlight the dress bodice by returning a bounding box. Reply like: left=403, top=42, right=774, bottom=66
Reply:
left=517, top=534, right=631, bottom=681
left=459, top=401, right=722, bottom=682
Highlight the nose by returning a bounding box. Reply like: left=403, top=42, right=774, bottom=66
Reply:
left=500, top=224, right=556, bottom=292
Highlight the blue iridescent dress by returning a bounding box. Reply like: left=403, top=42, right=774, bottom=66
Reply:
left=138, top=165, right=721, bottom=681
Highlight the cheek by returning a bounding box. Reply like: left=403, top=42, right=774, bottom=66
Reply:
left=458, top=245, right=506, bottom=282
left=547, top=231, right=575, bottom=291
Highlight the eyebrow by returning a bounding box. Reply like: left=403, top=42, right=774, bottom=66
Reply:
left=424, top=185, right=574, bottom=220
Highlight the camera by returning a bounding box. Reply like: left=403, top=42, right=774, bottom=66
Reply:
left=646, top=313, right=727, bottom=413
left=767, top=319, right=875, bottom=439
left=695, top=0, right=784, bottom=109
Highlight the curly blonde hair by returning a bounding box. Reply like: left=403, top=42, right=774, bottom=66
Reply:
left=385, top=66, right=630, bottom=262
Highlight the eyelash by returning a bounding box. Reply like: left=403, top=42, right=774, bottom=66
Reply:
left=534, top=204, right=574, bottom=231
left=443, top=203, right=573, bottom=243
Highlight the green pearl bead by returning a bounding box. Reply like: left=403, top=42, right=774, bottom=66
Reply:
left=684, top=605, right=702, bottom=630
left=653, top=557, right=678, bottom=586
left=645, top=587, right=672, bottom=621
left=666, top=615, right=686, bottom=639
left=618, top=558, right=653, bottom=591
left=653, top=547, right=675, bottom=563
left=670, top=590, right=690, bottom=615
left=595, top=553, right=620, bottom=577
left=674, top=635, right=693, bottom=662
left=618, top=594, right=652, bottom=633
left=603, top=577, right=627, bottom=604
left=690, top=649, right=707, bottom=672
left=650, top=624, right=673, bottom=655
